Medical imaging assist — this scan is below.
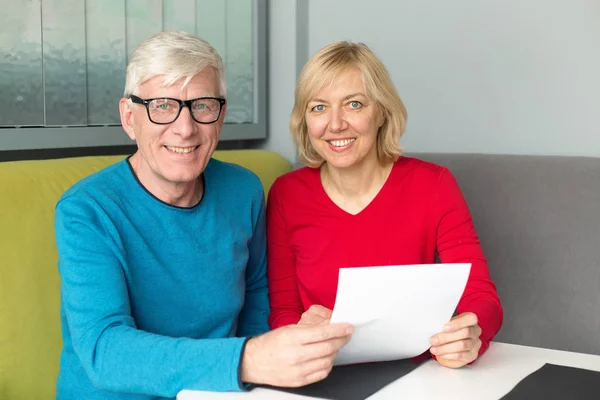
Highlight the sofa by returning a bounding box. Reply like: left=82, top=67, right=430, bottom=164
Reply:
left=0, top=150, right=292, bottom=400
left=410, top=153, right=600, bottom=356
left=2, top=150, right=599, bottom=399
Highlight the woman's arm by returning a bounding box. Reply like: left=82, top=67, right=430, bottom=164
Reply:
left=433, top=167, right=503, bottom=361
left=266, top=179, right=305, bottom=328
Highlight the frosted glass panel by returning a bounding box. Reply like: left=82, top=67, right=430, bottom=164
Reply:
left=0, top=0, right=43, bottom=127
left=86, top=0, right=126, bottom=125
left=163, top=0, right=196, bottom=34
left=226, top=0, right=253, bottom=123
left=0, top=0, right=256, bottom=128
left=196, top=0, right=226, bottom=60
left=42, top=0, right=87, bottom=126
left=126, top=0, right=163, bottom=60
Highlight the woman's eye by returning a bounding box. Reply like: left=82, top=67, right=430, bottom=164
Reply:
left=312, top=104, right=325, bottom=112
left=349, top=101, right=362, bottom=109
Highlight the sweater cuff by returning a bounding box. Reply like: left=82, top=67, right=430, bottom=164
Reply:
left=237, top=337, right=255, bottom=391
left=462, top=299, right=503, bottom=344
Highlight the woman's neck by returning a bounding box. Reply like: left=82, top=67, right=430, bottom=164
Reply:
left=321, top=154, right=394, bottom=214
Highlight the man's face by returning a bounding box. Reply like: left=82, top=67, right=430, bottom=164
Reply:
left=120, top=67, right=225, bottom=192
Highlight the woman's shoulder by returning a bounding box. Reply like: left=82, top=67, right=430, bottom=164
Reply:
left=395, top=156, right=449, bottom=178
left=271, top=165, right=318, bottom=190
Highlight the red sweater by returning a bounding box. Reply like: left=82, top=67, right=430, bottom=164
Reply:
left=266, top=157, right=503, bottom=358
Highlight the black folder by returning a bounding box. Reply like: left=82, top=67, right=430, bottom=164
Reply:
left=501, top=363, right=600, bottom=400
left=261, top=359, right=418, bottom=400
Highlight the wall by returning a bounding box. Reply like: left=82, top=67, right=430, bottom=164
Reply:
left=262, top=0, right=305, bottom=163
left=267, top=0, right=600, bottom=158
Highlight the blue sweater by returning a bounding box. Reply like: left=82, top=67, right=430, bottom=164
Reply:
left=55, top=158, right=270, bottom=399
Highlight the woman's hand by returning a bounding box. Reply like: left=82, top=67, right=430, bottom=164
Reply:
left=298, top=305, right=333, bottom=326
left=429, top=312, right=482, bottom=368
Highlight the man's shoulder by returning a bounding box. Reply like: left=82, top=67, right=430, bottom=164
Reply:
left=206, top=158, right=264, bottom=195
left=57, top=160, right=128, bottom=206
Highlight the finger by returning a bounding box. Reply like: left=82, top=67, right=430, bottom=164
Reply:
left=444, top=312, right=478, bottom=331
left=297, top=335, right=351, bottom=363
left=298, top=314, right=326, bottom=326
left=296, top=323, right=354, bottom=345
left=293, top=365, right=333, bottom=387
left=307, top=305, right=333, bottom=319
left=431, top=325, right=481, bottom=346
left=303, top=368, right=333, bottom=386
left=430, top=338, right=478, bottom=357
left=299, top=354, right=335, bottom=377
left=437, top=347, right=478, bottom=364
left=436, top=356, right=469, bottom=369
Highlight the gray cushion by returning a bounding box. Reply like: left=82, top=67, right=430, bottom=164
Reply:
left=410, top=153, right=600, bottom=355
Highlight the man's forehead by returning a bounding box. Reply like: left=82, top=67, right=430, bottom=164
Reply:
left=139, top=74, right=218, bottom=97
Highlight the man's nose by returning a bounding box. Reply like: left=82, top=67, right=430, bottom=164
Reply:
left=172, top=105, right=195, bottom=138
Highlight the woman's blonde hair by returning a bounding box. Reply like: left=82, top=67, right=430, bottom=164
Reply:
left=291, top=41, right=407, bottom=167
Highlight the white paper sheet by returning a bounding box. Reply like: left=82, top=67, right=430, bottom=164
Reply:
left=329, top=263, right=471, bottom=366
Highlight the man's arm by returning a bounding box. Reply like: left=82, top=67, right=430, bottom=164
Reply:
left=236, top=187, right=270, bottom=338
left=56, top=196, right=249, bottom=396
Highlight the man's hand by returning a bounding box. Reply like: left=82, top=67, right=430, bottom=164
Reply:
left=429, top=312, right=482, bottom=368
left=240, top=322, right=353, bottom=387
left=298, top=305, right=333, bottom=326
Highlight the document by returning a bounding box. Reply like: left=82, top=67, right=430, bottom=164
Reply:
left=329, top=263, right=471, bottom=365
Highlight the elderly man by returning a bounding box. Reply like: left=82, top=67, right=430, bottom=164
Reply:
left=55, top=31, right=353, bottom=400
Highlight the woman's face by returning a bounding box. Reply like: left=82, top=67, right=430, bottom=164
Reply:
left=305, top=68, right=383, bottom=170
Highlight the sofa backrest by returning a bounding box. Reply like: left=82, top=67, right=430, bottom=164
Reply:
left=410, top=153, right=600, bottom=355
left=0, top=150, right=291, bottom=400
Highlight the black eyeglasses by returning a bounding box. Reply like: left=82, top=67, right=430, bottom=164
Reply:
left=130, top=95, right=226, bottom=125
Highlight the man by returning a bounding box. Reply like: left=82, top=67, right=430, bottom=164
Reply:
left=55, top=31, right=353, bottom=400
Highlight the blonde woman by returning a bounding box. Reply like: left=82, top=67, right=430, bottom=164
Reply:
left=267, top=41, right=503, bottom=368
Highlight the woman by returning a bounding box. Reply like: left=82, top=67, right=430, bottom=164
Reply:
left=267, top=41, right=503, bottom=368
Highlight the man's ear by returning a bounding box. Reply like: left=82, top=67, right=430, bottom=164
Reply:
left=119, top=98, right=137, bottom=141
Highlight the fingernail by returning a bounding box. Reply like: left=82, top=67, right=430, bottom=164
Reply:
left=346, top=325, right=354, bottom=334
left=430, top=336, right=438, bottom=346
left=444, top=324, right=452, bottom=331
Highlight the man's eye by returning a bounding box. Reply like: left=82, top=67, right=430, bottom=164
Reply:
left=194, top=103, right=207, bottom=111
left=349, top=101, right=362, bottom=109
left=152, top=102, right=172, bottom=111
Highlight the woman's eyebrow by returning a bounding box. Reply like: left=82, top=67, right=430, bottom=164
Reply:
left=342, top=92, right=367, bottom=101
left=309, top=93, right=366, bottom=103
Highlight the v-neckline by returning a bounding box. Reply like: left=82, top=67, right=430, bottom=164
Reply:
left=315, top=160, right=398, bottom=217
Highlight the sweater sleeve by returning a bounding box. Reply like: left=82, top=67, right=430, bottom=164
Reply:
left=433, top=168, right=504, bottom=357
left=236, top=186, right=270, bottom=338
left=266, top=179, right=304, bottom=328
left=55, top=195, right=249, bottom=396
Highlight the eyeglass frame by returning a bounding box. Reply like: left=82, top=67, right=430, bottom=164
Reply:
left=129, top=94, right=227, bottom=125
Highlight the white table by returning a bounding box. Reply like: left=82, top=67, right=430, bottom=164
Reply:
left=177, top=342, right=600, bottom=400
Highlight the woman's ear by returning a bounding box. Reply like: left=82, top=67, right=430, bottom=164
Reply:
left=376, top=104, right=386, bottom=129
left=119, top=98, right=137, bottom=141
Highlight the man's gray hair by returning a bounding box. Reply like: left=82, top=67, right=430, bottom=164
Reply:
left=124, top=31, right=226, bottom=97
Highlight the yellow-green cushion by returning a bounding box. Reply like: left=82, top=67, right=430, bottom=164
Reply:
left=0, top=150, right=291, bottom=400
